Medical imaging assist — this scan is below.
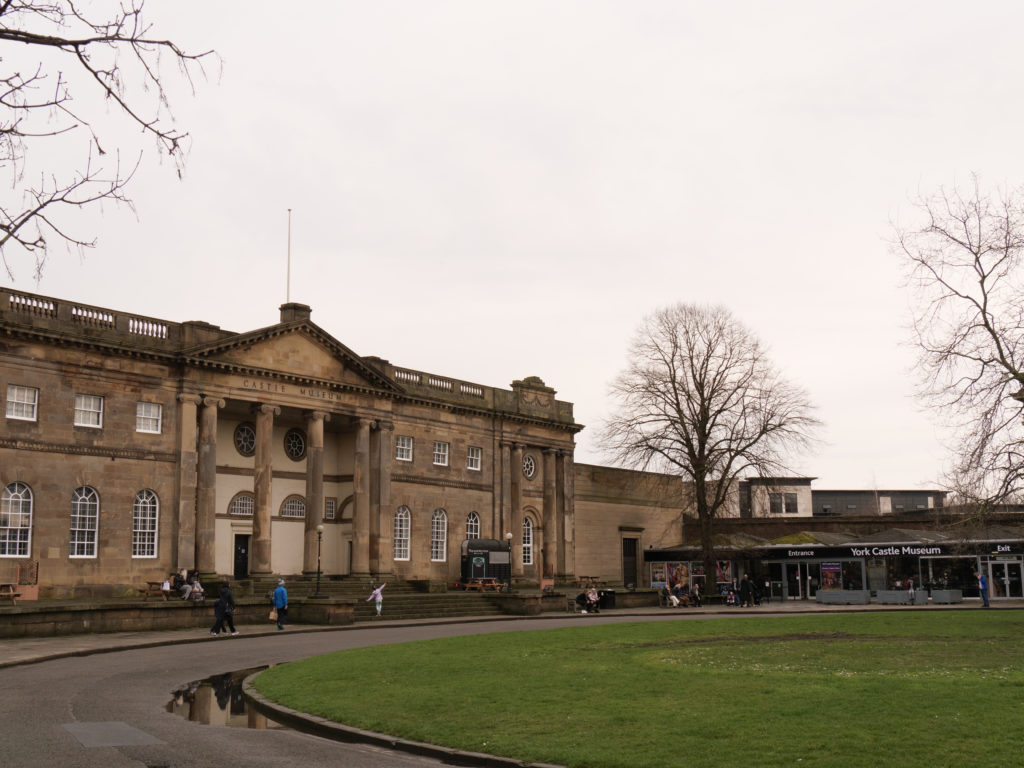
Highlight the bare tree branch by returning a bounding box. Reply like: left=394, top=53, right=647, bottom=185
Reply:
left=895, top=175, right=1024, bottom=508
left=601, top=303, right=820, bottom=583
left=0, top=0, right=216, bottom=279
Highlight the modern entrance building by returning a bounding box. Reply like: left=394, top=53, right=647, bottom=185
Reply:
left=645, top=526, right=1024, bottom=601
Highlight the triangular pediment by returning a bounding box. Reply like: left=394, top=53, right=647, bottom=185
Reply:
left=186, top=321, right=398, bottom=391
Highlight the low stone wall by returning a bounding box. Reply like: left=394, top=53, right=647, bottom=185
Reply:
left=929, top=589, right=963, bottom=604
left=0, top=598, right=355, bottom=638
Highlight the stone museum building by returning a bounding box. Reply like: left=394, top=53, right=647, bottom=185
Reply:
left=6, top=287, right=1007, bottom=601
left=0, top=288, right=682, bottom=596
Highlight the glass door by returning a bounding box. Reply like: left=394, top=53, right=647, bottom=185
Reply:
left=991, top=562, right=1023, bottom=598
left=785, top=563, right=802, bottom=599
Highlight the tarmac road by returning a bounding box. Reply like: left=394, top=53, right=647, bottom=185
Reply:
left=1, top=614, right=662, bottom=768
left=1, top=602, right=1015, bottom=768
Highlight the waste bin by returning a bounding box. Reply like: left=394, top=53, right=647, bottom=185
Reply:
left=598, top=590, right=616, bottom=609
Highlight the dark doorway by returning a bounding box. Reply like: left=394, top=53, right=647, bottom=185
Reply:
left=621, top=537, right=639, bottom=588
left=233, top=534, right=250, bottom=580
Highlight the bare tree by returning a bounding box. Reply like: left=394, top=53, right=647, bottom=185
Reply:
left=602, top=303, right=820, bottom=586
left=0, top=0, right=215, bottom=280
left=896, top=177, right=1024, bottom=508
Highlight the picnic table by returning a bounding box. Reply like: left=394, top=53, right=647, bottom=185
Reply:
left=0, top=583, right=21, bottom=605
left=464, top=577, right=503, bottom=592
left=140, top=580, right=171, bottom=601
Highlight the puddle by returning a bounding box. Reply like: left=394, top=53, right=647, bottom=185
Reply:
left=168, top=667, right=287, bottom=730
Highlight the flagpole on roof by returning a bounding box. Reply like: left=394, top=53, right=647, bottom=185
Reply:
left=286, top=208, right=292, bottom=303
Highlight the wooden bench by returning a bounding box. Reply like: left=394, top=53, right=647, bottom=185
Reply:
left=0, top=583, right=21, bottom=605
left=140, top=581, right=171, bottom=601
left=465, top=577, right=503, bottom=592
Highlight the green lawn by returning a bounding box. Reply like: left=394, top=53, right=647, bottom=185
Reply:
left=252, top=612, right=1024, bottom=767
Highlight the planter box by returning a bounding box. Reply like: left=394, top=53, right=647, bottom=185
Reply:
left=815, top=590, right=871, bottom=605
left=929, top=589, right=963, bottom=604
left=875, top=590, right=925, bottom=605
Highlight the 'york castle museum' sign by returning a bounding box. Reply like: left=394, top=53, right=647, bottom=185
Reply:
left=778, top=543, right=1021, bottom=560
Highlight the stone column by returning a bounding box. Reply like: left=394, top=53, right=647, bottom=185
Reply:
left=542, top=448, right=558, bottom=582
left=302, top=410, right=329, bottom=574
left=196, top=396, right=224, bottom=577
left=511, top=443, right=524, bottom=577
left=351, top=417, right=373, bottom=576
left=251, top=403, right=279, bottom=575
left=371, top=420, right=394, bottom=575
left=497, top=440, right=511, bottom=538
left=175, top=393, right=202, bottom=571
left=560, top=450, right=576, bottom=579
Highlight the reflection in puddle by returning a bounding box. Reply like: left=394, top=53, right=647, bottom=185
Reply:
left=168, top=667, right=286, bottom=730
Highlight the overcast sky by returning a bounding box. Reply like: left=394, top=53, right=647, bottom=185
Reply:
left=8, top=1, right=1024, bottom=489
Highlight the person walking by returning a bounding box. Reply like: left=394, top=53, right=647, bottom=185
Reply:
left=367, top=582, right=386, bottom=617
left=739, top=574, right=754, bottom=608
left=273, top=578, right=289, bottom=630
left=976, top=571, right=990, bottom=608
left=210, top=580, right=238, bottom=636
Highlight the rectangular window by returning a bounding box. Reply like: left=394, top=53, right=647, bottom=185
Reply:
left=467, top=446, right=482, bottom=471
left=136, top=402, right=162, bottom=433
left=768, top=493, right=783, bottom=515
left=6, top=385, right=38, bottom=421
left=325, top=498, right=336, bottom=520
left=784, top=493, right=798, bottom=514
left=74, top=394, right=104, bottom=428
left=433, top=441, right=449, bottom=467
left=395, top=435, right=413, bottom=462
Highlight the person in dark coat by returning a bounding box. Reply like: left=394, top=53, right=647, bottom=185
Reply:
left=739, top=574, right=754, bottom=608
left=210, top=581, right=238, bottom=636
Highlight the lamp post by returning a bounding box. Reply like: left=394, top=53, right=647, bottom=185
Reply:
left=312, top=524, right=325, bottom=599
left=504, top=531, right=514, bottom=593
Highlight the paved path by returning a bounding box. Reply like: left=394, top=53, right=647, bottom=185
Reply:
left=1, top=600, right=1018, bottom=768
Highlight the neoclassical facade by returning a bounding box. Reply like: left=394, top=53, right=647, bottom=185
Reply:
left=0, top=289, right=584, bottom=594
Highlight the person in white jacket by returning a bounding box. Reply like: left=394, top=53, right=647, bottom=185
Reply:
left=367, top=583, right=386, bottom=616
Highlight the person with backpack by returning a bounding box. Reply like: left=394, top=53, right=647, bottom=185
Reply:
left=210, top=580, right=238, bottom=636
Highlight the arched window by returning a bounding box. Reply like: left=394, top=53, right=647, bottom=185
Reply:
left=280, top=496, right=306, bottom=518
left=229, top=492, right=255, bottom=516
left=431, top=508, right=447, bottom=561
left=522, top=516, right=534, bottom=565
left=132, top=490, right=159, bottom=558
left=1, top=482, right=32, bottom=557
left=70, top=486, right=99, bottom=558
left=394, top=506, right=411, bottom=561
left=465, top=511, right=480, bottom=539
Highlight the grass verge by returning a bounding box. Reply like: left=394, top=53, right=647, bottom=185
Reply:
left=252, top=611, right=1024, bottom=767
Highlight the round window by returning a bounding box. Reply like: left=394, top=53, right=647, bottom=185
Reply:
left=234, top=422, right=256, bottom=457
left=284, top=428, right=307, bottom=461
left=523, top=453, right=537, bottom=479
